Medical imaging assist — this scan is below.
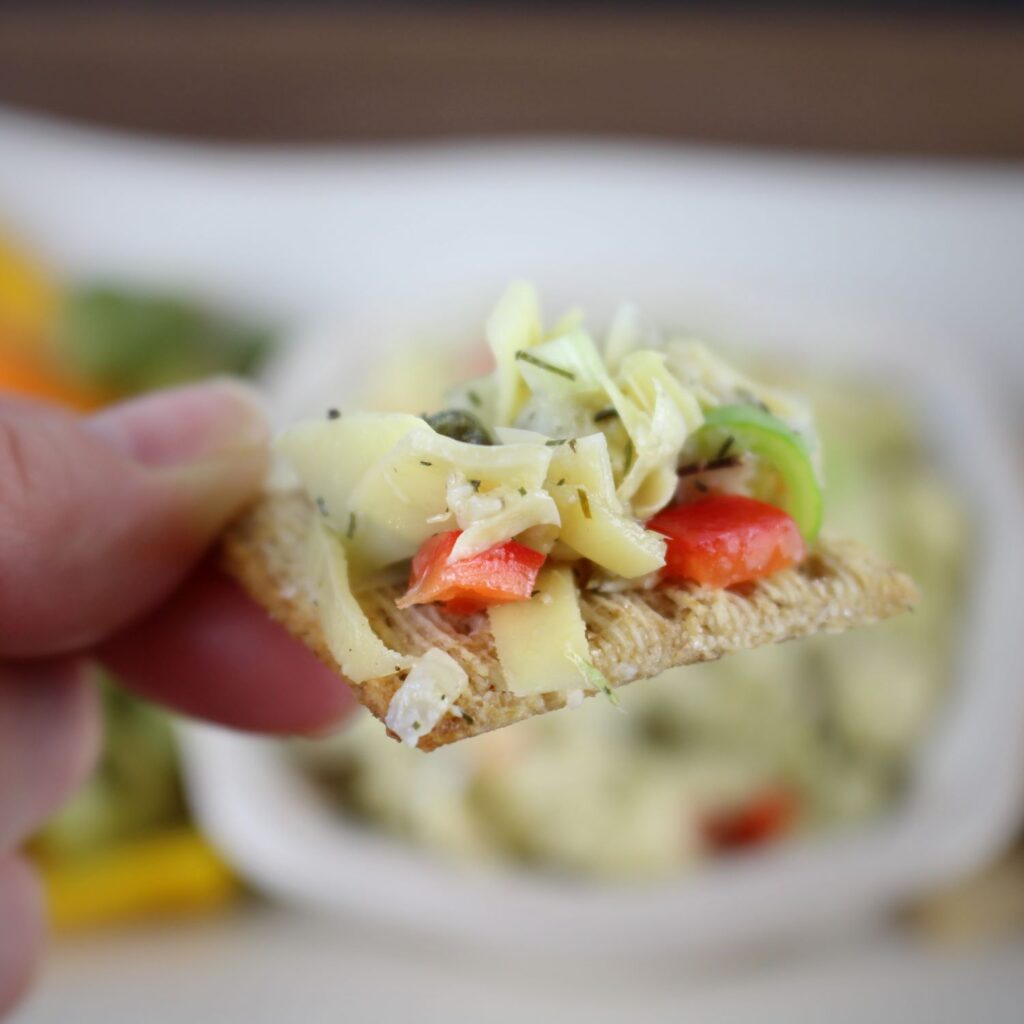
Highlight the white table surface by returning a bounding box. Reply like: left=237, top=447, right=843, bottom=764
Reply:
left=14, top=908, right=1024, bottom=1024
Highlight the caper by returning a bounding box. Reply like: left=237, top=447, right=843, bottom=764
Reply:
left=423, top=408, right=493, bottom=446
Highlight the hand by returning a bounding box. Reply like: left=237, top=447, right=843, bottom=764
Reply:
left=0, top=381, right=355, bottom=1015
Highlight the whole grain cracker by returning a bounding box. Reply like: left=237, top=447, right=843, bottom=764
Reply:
left=222, top=491, right=918, bottom=750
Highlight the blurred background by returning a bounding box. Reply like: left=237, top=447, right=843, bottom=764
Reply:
left=2, top=3, right=1024, bottom=1023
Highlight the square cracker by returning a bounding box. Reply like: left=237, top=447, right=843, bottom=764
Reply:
left=221, top=491, right=918, bottom=751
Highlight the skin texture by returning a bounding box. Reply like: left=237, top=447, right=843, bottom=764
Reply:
left=0, top=382, right=355, bottom=1017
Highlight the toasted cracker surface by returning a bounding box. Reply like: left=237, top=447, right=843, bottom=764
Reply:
left=221, top=491, right=919, bottom=751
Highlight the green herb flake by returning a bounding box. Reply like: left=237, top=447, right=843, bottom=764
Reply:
left=556, top=477, right=566, bottom=487
left=420, top=460, right=433, bottom=467
left=593, top=408, right=618, bottom=423
left=315, top=496, right=329, bottom=517
left=469, top=479, right=482, bottom=491
left=460, top=711, right=475, bottom=726
left=515, top=349, right=576, bottom=381
left=577, top=487, right=592, bottom=519
left=518, top=486, right=527, bottom=496
left=412, top=720, right=421, bottom=731
left=565, top=648, right=621, bottom=708
left=545, top=438, right=566, bottom=447
left=568, top=438, right=578, bottom=453
left=715, top=435, right=735, bottom=461
left=623, top=438, right=635, bottom=473
left=327, top=408, right=341, bottom=420
left=467, top=389, right=482, bottom=408
left=346, top=512, right=357, bottom=539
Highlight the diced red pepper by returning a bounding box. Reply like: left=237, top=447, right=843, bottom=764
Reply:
left=702, top=788, right=797, bottom=853
left=648, top=494, right=805, bottom=589
left=397, top=530, right=545, bottom=616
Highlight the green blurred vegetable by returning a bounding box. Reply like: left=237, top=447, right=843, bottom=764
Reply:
left=56, top=286, right=274, bottom=396
left=37, top=678, right=184, bottom=861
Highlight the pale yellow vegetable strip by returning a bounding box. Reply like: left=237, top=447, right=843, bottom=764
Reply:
left=42, top=829, right=236, bottom=932
left=548, top=434, right=666, bottom=578
left=487, top=280, right=542, bottom=426
left=308, top=521, right=409, bottom=682
left=488, top=566, right=589, bottom=695
left=277, top=412, right=429, bottom=533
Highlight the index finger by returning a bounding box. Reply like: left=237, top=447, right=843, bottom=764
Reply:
left=98, top=561, right=357, bottom=735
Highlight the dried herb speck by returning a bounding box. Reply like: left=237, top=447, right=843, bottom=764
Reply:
left=515, top=349, right=576, bottom=381
left=577, top=487, right=592, bottom=519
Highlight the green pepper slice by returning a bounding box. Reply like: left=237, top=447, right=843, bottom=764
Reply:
left=695, top=404, right=823, bottom=541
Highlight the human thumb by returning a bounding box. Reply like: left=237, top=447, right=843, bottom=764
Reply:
left=0, top=379, right=268, bottom=658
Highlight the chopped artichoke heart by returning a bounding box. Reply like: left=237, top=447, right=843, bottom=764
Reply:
left=493, top=426, right=550, bottom=445
left=665, top=340, right=812, bottom=430
left=488, top=566, right=590, bottom=695
left=603, top=302, right=642, bottom=374
left=515, top=327, right=641, bottom=439
left=345, top=431, right=554, bottom=574
left=515, top=328, right=607, bottom=398
left=513, top=392, right=603, bottom=440
left=385, top=647, right=469, bottom=747
left=488, top=280, right=542, bottom=426
left=448, top=474, right=561, bottom=562
left=629, top=463, right=680, bottom=521
left=278, top=412, right=429, bottom=532
left=618, top=350, right=704, bottom=434
left=548, top=434, right=666, bottom=578
left=307, top=520, right=409, bottom=683
left=616, top=381, right=691, bottom=508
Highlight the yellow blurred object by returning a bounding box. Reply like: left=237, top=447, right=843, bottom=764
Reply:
left=0, top=234, right=59, bottom=347
left=42, top=829, right=238, bottom=932
left=0, top=234, right=106, bottom=409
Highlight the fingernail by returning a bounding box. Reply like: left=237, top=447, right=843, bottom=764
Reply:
left=87, top=378, right=269, bottom=469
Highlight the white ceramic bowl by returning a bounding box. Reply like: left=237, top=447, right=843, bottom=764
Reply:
left=181, top=296, right=1024, bottom=957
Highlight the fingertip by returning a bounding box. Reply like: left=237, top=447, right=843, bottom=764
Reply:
left=86, top=378, right=269, bottom=469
